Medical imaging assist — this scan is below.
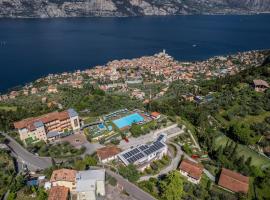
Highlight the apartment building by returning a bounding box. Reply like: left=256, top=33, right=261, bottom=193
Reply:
left=14, top=108, right=80, bottom=143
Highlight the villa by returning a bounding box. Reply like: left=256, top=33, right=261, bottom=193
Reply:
left=96, top=145, right=122, bottom=163
left=218, top=168, right=249, bottom=194
left=117, top=134, right=167, bottom=171
left=179, top=159, right=203, bottom=184
left=50, top=169, right=77, bottom=192
left=151, top=112, right=161, bottom=119
left=14, top=108, right=80, bottom=143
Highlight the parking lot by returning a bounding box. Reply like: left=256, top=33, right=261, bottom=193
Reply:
left=59, top=133, right=88, bottom=148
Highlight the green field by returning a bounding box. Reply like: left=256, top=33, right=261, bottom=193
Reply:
left=215, top=135, right=270, bottom=169
left=0, top=106, right=17, bottom=111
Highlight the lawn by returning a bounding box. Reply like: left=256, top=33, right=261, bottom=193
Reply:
left=0, top=105, right=17, bottom=111
left=239, top=112, right=270, bottom=124
left=215, top=135, right=270, bottom=169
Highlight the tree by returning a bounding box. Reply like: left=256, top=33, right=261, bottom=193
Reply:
left=7, top=192, right=16, bottom=200
left=119, top=164, right=140, bottom=182
left=37, top=188, right=48, bottom=200
left=84, top=155, right=97, bottom=167
left=227, top=123, right=254, bottom=145
left=159, top=171, right=183, bottom=200
left=130, top=124, right=143, bottom=137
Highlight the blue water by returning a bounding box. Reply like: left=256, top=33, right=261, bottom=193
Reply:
left=98, top=123, right=105, bottom=129
left=113, top=113, right=144, bottom=129
left=0, top=15, right=270, bottom=92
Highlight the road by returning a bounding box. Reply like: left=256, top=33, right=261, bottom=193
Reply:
left=106, top=169, right=156, bottom=200
left=1, top=132, right=52, bottom=171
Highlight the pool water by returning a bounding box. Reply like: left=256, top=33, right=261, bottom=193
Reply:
left=98, top=123, right=105, bottom=129
left=113, top=113, right=144, bottom=129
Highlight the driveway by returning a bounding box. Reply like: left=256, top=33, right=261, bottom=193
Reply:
left=56, top=133, right=104, bottom=156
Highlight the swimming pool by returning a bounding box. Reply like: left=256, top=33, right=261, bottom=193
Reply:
left=113, top=113, right=144, bottom=129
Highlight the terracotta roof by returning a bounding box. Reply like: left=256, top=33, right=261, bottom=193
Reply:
left=151, top=112, right=161, bottom=118
left=253, top=79, right=269, bottom=88
left=48, top=186, right=69, bottom=200
left=179, top=159, right=203, bottom=180
left=14, top=110, right=70, bottom=130
left=50, top=169, right=77, bottom=183
left=97, top=145, right=121, bottom=161
left=218, top=168, right=249, bottom=194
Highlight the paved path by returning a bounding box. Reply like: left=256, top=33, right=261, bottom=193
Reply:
left=203, top=169, right=216, bottom=182
left=187, top=130, right=201, bottom=151
left=82, top=141, right=103, bottom=156
left=1, top=132, right=52, bottom=171
left=106, top=169, right=156, bottom=200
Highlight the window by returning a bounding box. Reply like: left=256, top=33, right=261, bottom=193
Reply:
left=74, top=119, right=79, bottom=127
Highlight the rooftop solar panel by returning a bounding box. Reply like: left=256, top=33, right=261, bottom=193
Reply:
left=156, top=134, right=165, bottom=142
left=139, top=145, right=148, bottom=151
left=143, top=141, right=165, bottom=155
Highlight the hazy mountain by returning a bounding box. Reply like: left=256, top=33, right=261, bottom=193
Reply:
left=0, top=0, right=270, bottom=18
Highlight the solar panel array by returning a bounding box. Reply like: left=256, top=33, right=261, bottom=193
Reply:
left=127, top=152, right=145, bottom=163
left=120, top=140, right=166, bottom=164
left=143, top=141, right=165, bottom=155
left=122, top=148, right=140, bottom=159
left=139, top=145, right=148, bottom=151
left=156, top=134, right=165, bottom=142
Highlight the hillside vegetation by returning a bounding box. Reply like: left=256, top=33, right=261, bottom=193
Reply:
left=0, top=0, right=270, bottom=18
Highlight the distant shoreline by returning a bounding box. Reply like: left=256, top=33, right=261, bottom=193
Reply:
left=1, top=48, right=269, bottom=94
left=1, top=15, right=269, bottom=92
left=1, top=13, right=270, bottom=19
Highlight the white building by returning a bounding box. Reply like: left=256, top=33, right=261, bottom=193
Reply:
left=179, top=159, right=203, bottom=184
left=118, top=134, right=167, bottom=171
left=76, top=169, right=106, bottom=200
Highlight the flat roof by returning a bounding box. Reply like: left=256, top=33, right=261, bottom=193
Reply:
left=76, top=169, right=105, bottom=182
left=118, top=134, right=167, bottom=165
left=76, top=179, right=96, bottom=192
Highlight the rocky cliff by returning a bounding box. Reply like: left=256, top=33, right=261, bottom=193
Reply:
left=1, top=0, right=270, bottom=18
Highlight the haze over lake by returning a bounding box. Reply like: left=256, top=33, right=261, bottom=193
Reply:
left=0, top=15, right=270, bottom=92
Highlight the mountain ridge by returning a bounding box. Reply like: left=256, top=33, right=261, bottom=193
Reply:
left=1, top=0, right=270, bottom=18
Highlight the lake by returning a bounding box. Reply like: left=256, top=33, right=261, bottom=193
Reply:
left=0, top=15, right=270, bottom=92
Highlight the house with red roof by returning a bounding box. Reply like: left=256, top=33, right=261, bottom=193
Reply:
left=218, top=168, right=249, bottom=194
left=151, top=112, right=161, bottom=119
left=179, top=159, right=204, bottom=184
left=48, top=186, right=69, bottom=200
left=96, top=145, right=121, bottom=163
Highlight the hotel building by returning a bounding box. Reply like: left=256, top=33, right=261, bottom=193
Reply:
left=14, top=108, right=80, bottom=143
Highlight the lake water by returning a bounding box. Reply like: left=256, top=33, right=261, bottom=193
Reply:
left=0, top=15, right=270, bottom=92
